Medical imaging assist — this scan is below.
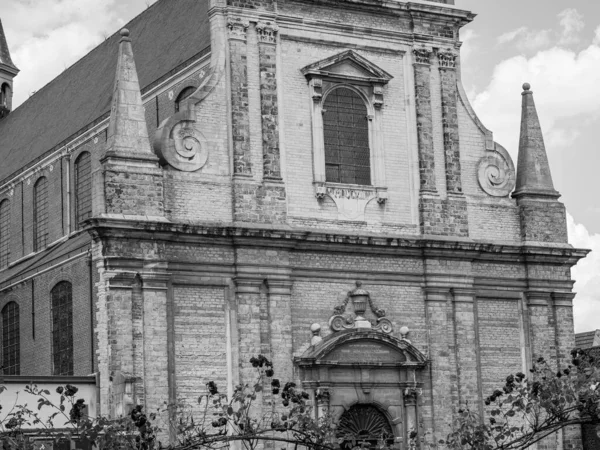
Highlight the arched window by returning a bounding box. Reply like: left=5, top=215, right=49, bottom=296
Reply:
left=0, top=200, right=10, bottom=267
left=323, top=87, right=371, bottom=186
left=74, top=152, right=92, bottom=228
left=0, top=83, right=7, bottom=108
left=2, top=302, right=20, bottom=375
left=33, top=177, right=48, bottom=251
left=337, top=405, right=393, bottom=449
left=51, top=281, right=73, bottom=376
left=175, top=86, right=195, bottom=112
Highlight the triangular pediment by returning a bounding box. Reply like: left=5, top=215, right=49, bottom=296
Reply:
left=301, top=50, right=393, bottom=84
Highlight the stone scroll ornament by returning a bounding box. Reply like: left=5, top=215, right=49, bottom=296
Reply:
left=477, top=142, right=516, bottom=197
left=329, top=281, right=393, bottom=334
left=153, top=47, right=225, bottom=171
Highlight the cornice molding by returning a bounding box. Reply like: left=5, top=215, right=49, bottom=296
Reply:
left=85, top=218, right=589, bottom=267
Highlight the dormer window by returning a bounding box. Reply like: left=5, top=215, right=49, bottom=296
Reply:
left=175, top=86, right=195, bottom=112
left=301, top=50, right=392, bottom=203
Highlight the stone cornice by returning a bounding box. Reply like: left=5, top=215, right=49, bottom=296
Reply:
left=288, top=0, right=474, bottom=23
left=85, top=218, right=589, bottom=267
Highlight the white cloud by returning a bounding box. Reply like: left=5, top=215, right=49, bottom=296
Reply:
left=460, top=29, right=477, bottom=63
left=4, top=0, right=157, bottom=108
left=593, top=25, right=600, bottom=45
left=470, top=43, right=600, bottom=162
left=496, top=9, right=585, bottom=53
left=558, top=8, right=585, bottom=46
left=497, top=27, right=552, bottom=52
left=568, top=213, right=600, bottom=333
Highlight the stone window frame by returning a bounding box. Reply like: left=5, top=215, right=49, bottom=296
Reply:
left=74, top=151, right=92, bottom=229
left=0, top=199, right=10, bottom=268
left=1, top=301, right=20, bottom=375
left=33, top=176, right=49, bottom=252
left=51, top=281, right=74, bottom=376
left=301, top=50, right=392, bottom=203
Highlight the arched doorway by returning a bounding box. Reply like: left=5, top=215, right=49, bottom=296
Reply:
left=337, top=404, right=394, bottom=449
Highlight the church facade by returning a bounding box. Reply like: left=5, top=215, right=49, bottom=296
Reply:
left=0, top=0, right=588, bottom=448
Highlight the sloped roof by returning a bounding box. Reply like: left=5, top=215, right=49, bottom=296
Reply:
left=575, top=329, right=600, bottom=349
left=0, top=0, right=210, bottom=182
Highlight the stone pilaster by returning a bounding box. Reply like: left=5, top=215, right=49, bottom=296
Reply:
left=412, top=48, right=436, bottom=193
left=235, top=277, right=263, bottom=384
left=139, top=274, right=171, bottom=442
left=451, top=289, right=482, bottom=409
left=424, top=288, right=454, bottom=441
left=437, top=50, right=462, bottom=194
left=267, top=279, right=293, bottom=381
left=256, top=22, right=281, bottom=180
left=525, top=291, right=556, bottom=364
left=552, top=292, right=582, bottom=449
left=228, top=18, right=252, bottom=176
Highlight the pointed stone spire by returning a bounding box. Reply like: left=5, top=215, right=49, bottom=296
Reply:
left=512, top=83, right=560, bottom=199
left=0, top=19, right=18, bottom=73
left=104, top=28, right=156, bottom=159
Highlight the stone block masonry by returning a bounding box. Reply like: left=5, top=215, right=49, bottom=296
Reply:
left=419, top=196, right=468, bottom=237
left=227, top=0, right=275, bottom=10
left=517, top=198, right=568, bottom=243
left=233, top=180, right=286, bottom=223
left=413, top=50, right=436, bottom=193
left=228, top=21, right=252, bottom=176
left=104, top=167, right=164, bottom=217
left=257, top=25, right=281, bottom=180
left=438, top=52, right=462, bottom=194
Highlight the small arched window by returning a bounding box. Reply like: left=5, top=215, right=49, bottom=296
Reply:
left=175, top=86, right=195, bottom=112
left=0, top=84, right=7, bottom=108
left=74, top=152, right=92, bottom=228
left=51, top=281, right=73, bottom=376
left=33, top=177, right=49, bottom=251
left=0, top=200, right=10, bottom=267
left=2, top=302, right=20, bottom=375
left=323, top=87, right=371, bottom=186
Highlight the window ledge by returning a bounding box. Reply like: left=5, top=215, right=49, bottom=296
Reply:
left=315, top=182, right=388, bottom=204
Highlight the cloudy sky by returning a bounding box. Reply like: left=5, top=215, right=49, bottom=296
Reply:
left=2, top=0, right=600, bottom=332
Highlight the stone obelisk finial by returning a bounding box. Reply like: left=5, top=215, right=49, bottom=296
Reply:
left=0, top=18, right=19, bottom=115
left=99, top=28, right=164, bottom=219
left=512, top=83, right=560, bottom=199
left=104, top=28, right=155, bottom=159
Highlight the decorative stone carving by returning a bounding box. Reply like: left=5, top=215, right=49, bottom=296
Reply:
left=315, top=387, right=330, bottom=403
left=477, top=142, right=516, bottom=197
left=154, top=53, right=224, bottom=171
left=316, top=184, right=387, bottom=221
left=329, top=281, right=393, bottom=334
left=413, top=48, right=432, bottom=65
left=309, top=78, right=323, bottom=103
left=155, top=118, right=208, bottom=171
left=255, top=21, right=278, bottom=44
left=310, top=323, right=323, bottom=347
left=227, top=17, right=249, bottom=41
left=437, top=50, right=457, bottom=69
left=373, top=84, right=384, bottom=109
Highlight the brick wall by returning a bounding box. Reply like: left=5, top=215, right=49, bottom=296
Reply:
left=0, top=255, right=93, bottom=376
